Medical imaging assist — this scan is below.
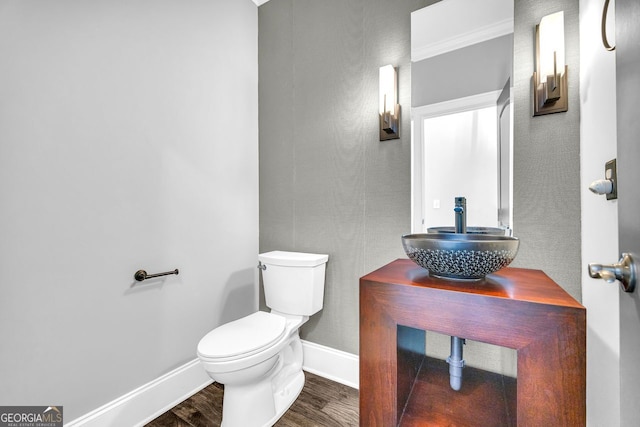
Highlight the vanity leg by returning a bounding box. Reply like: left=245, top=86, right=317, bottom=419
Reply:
left=360, top=283, right=399, bottom=426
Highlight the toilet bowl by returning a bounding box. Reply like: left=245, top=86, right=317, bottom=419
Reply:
left=197, top=251, right=328, bottom=427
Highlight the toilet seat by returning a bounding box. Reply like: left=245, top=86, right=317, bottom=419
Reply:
left=197, top=311, right=286, bottom=361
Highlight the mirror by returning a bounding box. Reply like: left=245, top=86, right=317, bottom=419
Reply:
left=410, top=0, right=514, bottom=233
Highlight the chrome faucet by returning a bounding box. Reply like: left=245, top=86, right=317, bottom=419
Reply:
left=454, top=196, right=467, bottom=234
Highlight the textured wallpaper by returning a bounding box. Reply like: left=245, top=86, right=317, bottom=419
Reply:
left=258, top=0, right=582, bottom=358
left=258, top=0, right=434, bottom=354
left=512, top=0, right=582, bottom=301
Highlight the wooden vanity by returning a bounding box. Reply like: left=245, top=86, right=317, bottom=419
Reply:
left=360, top=259, right=586, bottom=426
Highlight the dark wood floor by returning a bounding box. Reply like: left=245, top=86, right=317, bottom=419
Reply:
left=146, top=359, right=515, bottom=426
left=145, top=371, right=359, bottom=427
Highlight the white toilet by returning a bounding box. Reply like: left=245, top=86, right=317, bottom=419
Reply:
left=197, top=250, right=329, bottom=427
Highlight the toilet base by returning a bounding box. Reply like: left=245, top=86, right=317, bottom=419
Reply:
left=220, top=369, right=305, bottom=427
left=217, top=331, right=306, bottom=427
left=268, top=370, right=305, bottom=426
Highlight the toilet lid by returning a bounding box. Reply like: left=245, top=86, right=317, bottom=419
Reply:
left=197, top=311, right=286, bottom=359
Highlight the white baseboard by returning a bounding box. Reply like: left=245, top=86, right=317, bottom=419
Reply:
left=66, top=342, right=358, bottom=426
left=65, top=359, right=212, bottom=427
left=301, top=340, right=359, bottom=389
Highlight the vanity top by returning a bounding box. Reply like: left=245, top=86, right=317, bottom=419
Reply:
left=362, top=258, right=584, bottom=310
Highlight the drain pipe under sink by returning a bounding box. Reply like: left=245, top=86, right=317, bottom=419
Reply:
left=446, top=336, right=465, bottom=391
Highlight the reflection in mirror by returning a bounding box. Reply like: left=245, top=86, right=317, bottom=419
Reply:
left=410, top=0, right=514, bottom=233
left=413, top=91, right=504, bottom=231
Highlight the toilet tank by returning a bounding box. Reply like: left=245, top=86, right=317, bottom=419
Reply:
left=258, top=251, right=329, bottom=316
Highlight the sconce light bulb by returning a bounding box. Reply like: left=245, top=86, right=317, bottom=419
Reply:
left=538, top=11, right=565, bottom=79
left=379, top=65, right=397, bottom=115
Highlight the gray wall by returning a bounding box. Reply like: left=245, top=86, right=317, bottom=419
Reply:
left=512, top=0, right=581, bottom=301
left=412, top=34, right=514, bottom=107
left=258, top=0, right=433, bottom=354
left=259, top=0, right=582, bottom=357
left=0, top=0, right=258, bottom=420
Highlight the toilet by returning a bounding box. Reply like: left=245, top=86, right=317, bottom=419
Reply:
left=197, top=250, right=329, bottom=427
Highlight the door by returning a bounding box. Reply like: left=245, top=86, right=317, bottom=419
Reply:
left=497, top=79, right=512, bottom=230
left=615, top=0, right=640, bottom=424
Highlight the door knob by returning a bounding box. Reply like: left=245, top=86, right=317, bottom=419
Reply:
left=588, top=253, right=638, bottom=293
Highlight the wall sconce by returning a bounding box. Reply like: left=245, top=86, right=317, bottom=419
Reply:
left=379, top=65, right=400, bottom=140
left=533, top=11, right=568, bottom=116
